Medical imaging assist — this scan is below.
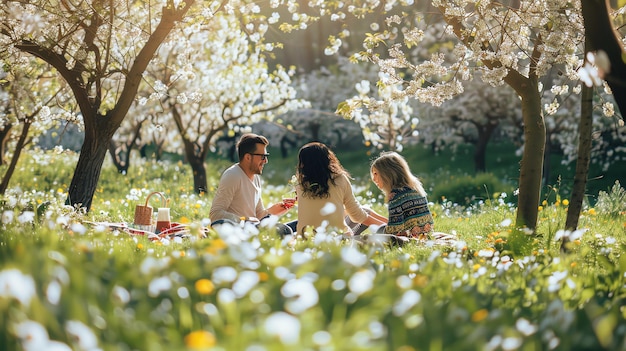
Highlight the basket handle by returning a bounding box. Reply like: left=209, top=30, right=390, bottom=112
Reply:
left=144, top=191, right=167, bottom=208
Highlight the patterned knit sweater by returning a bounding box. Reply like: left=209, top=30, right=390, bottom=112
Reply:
left=384, top=186, right=434, bottom=238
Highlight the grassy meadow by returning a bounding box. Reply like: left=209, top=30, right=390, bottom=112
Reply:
left=1, top=148, right=626, bottom=351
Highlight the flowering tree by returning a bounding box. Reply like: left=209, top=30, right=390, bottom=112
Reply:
left=142, top=14, right=308, bottom=193
left=333, top=0, right=588, bottom=233
left=108, top=103, right=166, bottom=174
left=107, top=112, right=149, bottom=174
left=0, top=59, right=73, bottom=194
left=543, top=80, right=621, bottom=170
left=412, top=75, right=522, bottom=172
left=0, top=0, right=197, bottom=210
left=288, top=56, right=379, bottom=148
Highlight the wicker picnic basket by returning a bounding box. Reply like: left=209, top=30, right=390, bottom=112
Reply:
left=134, top=192, right=167, bottom=226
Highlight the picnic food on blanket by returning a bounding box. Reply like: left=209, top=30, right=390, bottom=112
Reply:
left=85, top=191, right=209, bottom=241
left=156, top=207, right=171, bottom=233
left=134, top=191, right=167, bottom=227
left=84, top=220, right=209, bottom=240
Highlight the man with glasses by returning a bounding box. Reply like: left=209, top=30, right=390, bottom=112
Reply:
left=210, top=133, right=294, bottom=236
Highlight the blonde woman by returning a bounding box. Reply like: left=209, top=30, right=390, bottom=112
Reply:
left=371, top=151, right=455, bottom=244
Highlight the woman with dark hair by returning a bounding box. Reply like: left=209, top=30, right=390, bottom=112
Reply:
left=288, top=142, right=386, bottom=236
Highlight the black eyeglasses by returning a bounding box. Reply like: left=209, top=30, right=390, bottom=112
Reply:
left=250, top=153, right=270, bottom=160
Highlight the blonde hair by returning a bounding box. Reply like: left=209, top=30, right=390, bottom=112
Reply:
left=371, top=151, right=426, bottom=196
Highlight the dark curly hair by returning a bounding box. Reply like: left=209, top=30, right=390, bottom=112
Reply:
left=297, top=142, right=349, bottom=199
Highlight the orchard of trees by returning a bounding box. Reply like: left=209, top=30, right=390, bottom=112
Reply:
left=1, top=0, right=625, bottom=249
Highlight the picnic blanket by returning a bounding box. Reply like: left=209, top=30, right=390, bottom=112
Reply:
left=84, top=221, right=209, bottom=241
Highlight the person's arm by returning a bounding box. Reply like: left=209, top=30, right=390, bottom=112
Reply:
left=341, top=175, right=375, bottom=224
left=368, top=209, right=387, bottom=223
left=362, top=208, right=388, bottom=226
left=209, top=173, right=243, bottom=223
left=266, top=202, right=292, bottom=216
left=257, top=176, right=294, bottom=217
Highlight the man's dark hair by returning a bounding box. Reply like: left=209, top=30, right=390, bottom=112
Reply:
left=237, top=133, right=269, bottom=161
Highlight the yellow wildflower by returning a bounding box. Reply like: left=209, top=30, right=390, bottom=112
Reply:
left=195, top=279, right=215, bottom=295
left=206, top=238, right=227, bottom=255
left=184, top=330, right=216, bottom=349
left=413, top=274, right=428, bottom=287
left=471, top=309, right=489, bottom=322
left=258, top=272, right=269, bottom=282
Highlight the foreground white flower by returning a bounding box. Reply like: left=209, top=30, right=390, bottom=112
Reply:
left=0, top=268, right=37, bottom=306
left=264, top=312, right=301, bottom=344
left=348, top=269, right=376, bottom=296
left=281, top=278, right=319, bottom=314
left=148, top=276, right=172, bottom=297
left=341, top=246, right=368, bottom=267
left=15, top=320, right=72, bottom=351
left=65, top=320, right=101, bottom=351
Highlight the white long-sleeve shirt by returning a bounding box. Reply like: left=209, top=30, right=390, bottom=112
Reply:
left=209, top=164, right=269, bottom=223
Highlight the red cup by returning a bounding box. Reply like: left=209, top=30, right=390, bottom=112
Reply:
left=282, top=198, right=296, bottom=209
left=156, top=208, right=171, bottom=233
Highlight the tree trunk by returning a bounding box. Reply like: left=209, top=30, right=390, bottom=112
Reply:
left=65, top=122, right=114, bottom=210
left=108, top=120, right=144, bottom=174
left=0, top=123, right=13, bottom=166
left=140, top=144, right=148, bottom=158
left=515, top=80, right=545, bottom=230
left=474, top=139, right=487, bottom=173
left=474, top=124, right=496, bottom=173
left=189, top=156, right=208, bottom=194
left=170, top=106, right=210, bottom=194
left=108, top=139, right=130, bottom=174
left=280, top=135, right=296, bottom=158
left=309, top=122, right=321, bottom=141
left=0, top=120, right=31, bottom=195
left=581, top=0, right=626, bottom=117
left=542, top=131, right=552, bottom=189
left=564, top=75, right=594, bottom=241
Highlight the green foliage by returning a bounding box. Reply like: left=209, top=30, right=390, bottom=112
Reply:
left=430, top=172, right=516, bottom=206
left=1, top=150, right=625, bottom=350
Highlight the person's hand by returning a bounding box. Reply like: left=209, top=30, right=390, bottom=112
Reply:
left=268, top=202, right=291, bottom=216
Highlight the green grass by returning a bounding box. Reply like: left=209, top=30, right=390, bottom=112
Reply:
left=1, top=149, right=625, bottom=350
